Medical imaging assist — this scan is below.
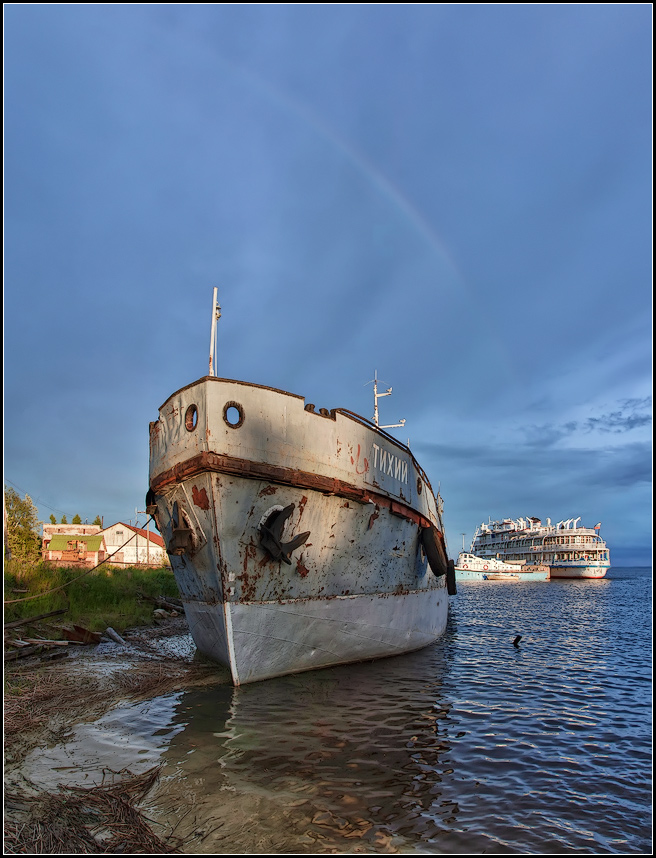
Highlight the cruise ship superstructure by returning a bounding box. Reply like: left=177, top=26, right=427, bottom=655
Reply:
left=470, top=516, right=610, bottom=579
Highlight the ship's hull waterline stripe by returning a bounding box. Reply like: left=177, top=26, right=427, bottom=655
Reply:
left=150, top=451, right=438, bottom=533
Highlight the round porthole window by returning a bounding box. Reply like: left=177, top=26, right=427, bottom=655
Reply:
left=223, top=401, right=245, bottom=428
left=417, top=477, right=423, bottom=495
left=185, top=404, right=198, bottom=432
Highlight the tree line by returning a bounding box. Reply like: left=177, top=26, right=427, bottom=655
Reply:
left=48, top=513, right=102, bottom=526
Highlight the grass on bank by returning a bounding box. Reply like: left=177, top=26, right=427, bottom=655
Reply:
left=4, top=560, right=181, bottom=635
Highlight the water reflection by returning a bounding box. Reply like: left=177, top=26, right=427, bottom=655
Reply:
left=18, top=570, right=652, bottom=854
left=21, top=693, right=186, bottom=790
left=150, top=645, right=460, bottom=853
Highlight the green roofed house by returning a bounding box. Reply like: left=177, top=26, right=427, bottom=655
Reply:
left=42, top=532, right=107, bottom=567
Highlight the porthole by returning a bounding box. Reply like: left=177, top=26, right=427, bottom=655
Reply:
left=223, top=401, right=245, bottom=429
left=417, top=477, right=423, bottom=495
left=185, top=404, right=198, bottom=432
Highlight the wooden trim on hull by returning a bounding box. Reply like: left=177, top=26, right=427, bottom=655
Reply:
left=151, top=450, right=439, bottom=533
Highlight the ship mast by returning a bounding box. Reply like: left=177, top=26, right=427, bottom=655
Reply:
left=208, top=287, right=221, bottom=377
left=371, top=370, right=406, bottom=430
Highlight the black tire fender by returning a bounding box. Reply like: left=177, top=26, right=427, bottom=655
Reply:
left=446, top=557, right=457, bottom=595
left=420, top=525, right=448, bottom=579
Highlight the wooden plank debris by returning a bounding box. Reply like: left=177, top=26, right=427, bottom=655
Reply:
left=60, top=625, right=102, bottom=645
left=4, top=645, right=45, bottom=661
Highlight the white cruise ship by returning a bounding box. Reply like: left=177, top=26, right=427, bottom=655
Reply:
left=470, top=517, right=610, bottom=579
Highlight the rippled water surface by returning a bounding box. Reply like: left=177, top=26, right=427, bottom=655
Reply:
left=26, top=568, right=652, bottom=853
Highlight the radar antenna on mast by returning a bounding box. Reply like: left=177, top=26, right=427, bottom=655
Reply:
left=366, top=370, right=406, bottom=430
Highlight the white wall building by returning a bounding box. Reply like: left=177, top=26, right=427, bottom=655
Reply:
left=101, top=522, right=169, bottom=567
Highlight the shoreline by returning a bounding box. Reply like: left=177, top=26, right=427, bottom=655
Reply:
left=4, top=616, right=227, bottom=853
left=4, top=616, right=409, bottom=854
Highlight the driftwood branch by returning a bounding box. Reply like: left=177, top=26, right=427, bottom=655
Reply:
left=105, top=627, right=127, bottom=646
left=4, top=609, right=68, bottom=630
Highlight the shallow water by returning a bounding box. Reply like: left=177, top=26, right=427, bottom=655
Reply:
left=24, top=568, right=652, bottom=853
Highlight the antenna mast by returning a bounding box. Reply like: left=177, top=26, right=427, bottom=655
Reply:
left=371, top=370, right=406, bottom=430
left=208, top=288, right=221, bottom=376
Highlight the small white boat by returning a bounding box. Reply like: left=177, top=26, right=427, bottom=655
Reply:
left=480, top=571, right=520, bottom=581
left=454, top=552, right=548, bottom=582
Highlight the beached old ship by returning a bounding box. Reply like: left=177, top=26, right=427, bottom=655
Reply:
left=470, top=516, right=610, bottom=579
left=146, top=291, right=454, bottom=685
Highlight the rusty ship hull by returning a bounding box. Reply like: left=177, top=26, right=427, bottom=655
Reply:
left=148, top=376, right=452, bottom=685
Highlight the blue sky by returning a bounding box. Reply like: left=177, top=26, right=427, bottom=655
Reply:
left=4, top=4, right=652, bottom=564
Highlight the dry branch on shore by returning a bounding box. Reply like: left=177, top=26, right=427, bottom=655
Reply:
left=4, top=609, right=69, bottom=630
left=4, top=594, right=182, bottom=664
left=4, top=766, right=180, bottom=854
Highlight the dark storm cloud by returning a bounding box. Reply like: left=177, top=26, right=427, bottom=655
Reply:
left=521, top=422, right=580, bottom=448
left=415, top=435, right=651, bottom=559
left=520, top=398, right=652, bottom=447
left=583, top=397, right=652, bottom=434
left=417, top=438, right=651, bottom=491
